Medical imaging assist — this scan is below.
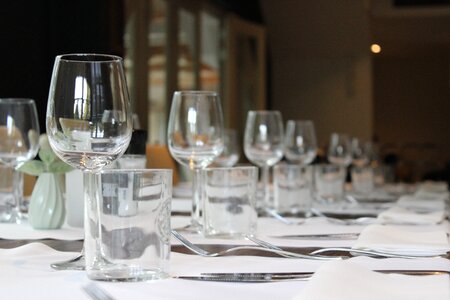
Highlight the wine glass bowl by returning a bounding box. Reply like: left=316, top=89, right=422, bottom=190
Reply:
left=284, top=120, right=317, bottom=166
left=0, top=99, right=40, bottom=166
left=351, top=137, right=372, bottom=167
left=244, top=111, right=284, bottom=167
left=327, top=133, right=352, bottom=167
left=0, top=98, right=40, bottom=223
left=46, top=54, right=132, bottom=172
left=213, top=128, right=240, bottom=167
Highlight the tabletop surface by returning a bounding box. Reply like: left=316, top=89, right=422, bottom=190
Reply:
left=1, top=189, right=449, bottom=300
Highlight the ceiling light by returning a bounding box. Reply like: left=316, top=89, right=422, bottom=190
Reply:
left=371, top=44, right=381, bottom=54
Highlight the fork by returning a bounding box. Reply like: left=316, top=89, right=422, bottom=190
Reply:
left=309, top=247, right=448, bottom=259
left=171, top=230, right=339, bottom=260
left=245, top=235, right=285, bottom=252
left=82, top=282, right=115, bottom=300
left=310, top=208, right=377, bottom=225
left=263, top=208, right=305, bottom=225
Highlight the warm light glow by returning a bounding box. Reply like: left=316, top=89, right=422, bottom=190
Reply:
left=371, top=44, right=381, bottom=54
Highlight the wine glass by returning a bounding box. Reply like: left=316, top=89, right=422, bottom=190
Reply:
left=0, top=98, right=40, bottom=223
left=213, top=128, right=240, bottom=167
left=46, top=54, right=132, bottom=270
left=243, top=110, right=284, bottom=208
left=284, top=120, right=317, bottom=166
left=167, top=91, right=224, bottom=230
left=351, top=137, right=372, bottom=167
left=327, top=133, right=352, bottom=167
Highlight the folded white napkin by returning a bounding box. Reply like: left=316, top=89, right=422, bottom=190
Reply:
left=414, top=181, right=449, bottom=202
left=352, top=224, right=450, bottom=256
left=295, top=260, right=450, bottom=300
left=418, top=181, right=449, bottom=194
left=397, top=195, right=446, bottom=212
left=378, top=206, right=445, bottom=225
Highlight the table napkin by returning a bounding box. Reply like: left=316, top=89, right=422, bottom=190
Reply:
left=413, top=182, right=449, bottom=202
left=352, top=224, right=450, bottom=256
left=0, top=221, right=83, bottom=240
left=397, top=195, right=446, bottom=212
left=377, top=206, right=446, bottom=225
left=295, top=260, right=450, bottom=300
left=417, top=181, right=449, bottom=194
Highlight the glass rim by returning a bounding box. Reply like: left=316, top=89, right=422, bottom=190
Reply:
left=248, top=110, right=281, bottom=115
left=0, top=98, right=36, bottom=105
left=286, top=119, right=314, bottom=125
left=174, top=90, right=218, bottom=96
left=274, top=163, right=309, bottom=169
left=204, top=166, right=258, bottom=172
left=98, top=168, right=173, bottom=175
left=56, top=53, right=123, bottom=63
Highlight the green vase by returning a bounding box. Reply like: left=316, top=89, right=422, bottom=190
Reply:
left=28, top=173, right=65, bottom=229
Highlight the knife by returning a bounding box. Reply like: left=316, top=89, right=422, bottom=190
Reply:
left=271, top=233, right=360, bottom=240
left=175, top=270, right=450, bottom=282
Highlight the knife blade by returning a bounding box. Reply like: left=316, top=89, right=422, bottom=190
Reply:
left=271, top=233, right=360, bottom=240
left=175, top=270, right=450, bottom=282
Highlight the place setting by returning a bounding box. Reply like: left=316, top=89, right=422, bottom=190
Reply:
left=0, top=51, right=449, bottom=300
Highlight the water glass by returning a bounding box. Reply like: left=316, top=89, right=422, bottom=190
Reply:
left=0, top=165, right=15, bottom=220
left=351, top=166, right=374, bottom=196
left=85, top=169, right=172, bottom=281
left=65, top=169, right=84, bottom=228
left=314, top=164, right=346, bottom=203
left=116, top=155, right=147, bottom=169
left=273, top=164, right=313, bottom=215
left=203, top=166, right=258, bottom=238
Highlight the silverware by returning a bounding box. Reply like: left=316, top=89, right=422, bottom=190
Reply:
left=175, top=270, right=450, bottom=282
left=310, top=208, right=377, bottom=226
left=310, top=247, right=450, bottom=259
left=263, top=208, right=305, bottom=225
left=272, top=233, right=360, bottom=240
left=245, top=235, right=284, bottom=252
left=171, top=230, right=338, bottom=260
left=82, top=282, right=115, bottom=300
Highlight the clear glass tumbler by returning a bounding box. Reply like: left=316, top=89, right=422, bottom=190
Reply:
left=85, top=169, right=172, bottom=281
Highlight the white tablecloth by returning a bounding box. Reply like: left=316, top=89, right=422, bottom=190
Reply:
left=1, top=242, right=449, bottom=300
left=1, top=197, right=449, bottom=300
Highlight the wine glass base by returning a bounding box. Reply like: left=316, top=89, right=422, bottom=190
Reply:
left=174, top=222, right=203, bottom=234
left=0, top=210, right=24, bottom=224
left=51, top=254, right=85, bottom=270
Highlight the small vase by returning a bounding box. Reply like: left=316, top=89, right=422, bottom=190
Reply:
left=28, top=173, right=65, bottom=229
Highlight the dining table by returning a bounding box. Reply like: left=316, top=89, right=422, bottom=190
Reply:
left=1, top=183, right=449, bottom=300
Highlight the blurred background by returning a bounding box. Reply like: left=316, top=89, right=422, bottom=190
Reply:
left=0, top=0, right=449, bottom=183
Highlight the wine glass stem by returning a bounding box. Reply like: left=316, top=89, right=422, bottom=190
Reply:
left=191, top=168, right=203, bottom=229
left=262, top=166, right=271, bottom=207
left=10, top=169, right=24, bottom=223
